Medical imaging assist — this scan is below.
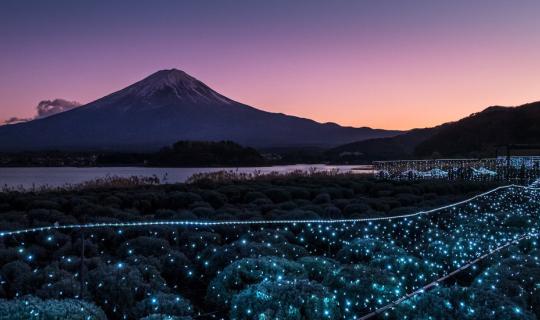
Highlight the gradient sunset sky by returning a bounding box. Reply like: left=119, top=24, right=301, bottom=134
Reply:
left=1, top=0, right=539, bottom=130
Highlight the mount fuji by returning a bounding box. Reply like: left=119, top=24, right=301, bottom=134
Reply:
left=0, top=69, right=400, bottom=151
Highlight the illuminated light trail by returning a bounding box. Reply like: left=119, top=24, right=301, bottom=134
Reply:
left=358, top=231, right=538, bottom=320
left=0, top=184, right=533, bottom=238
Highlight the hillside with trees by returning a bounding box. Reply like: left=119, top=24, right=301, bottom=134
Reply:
left=328, top=101, right=540, bottom=161
left=147, top=140, right=264, bottom=166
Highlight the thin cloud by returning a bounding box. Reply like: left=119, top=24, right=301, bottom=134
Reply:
left=2, top=98, right=81, bottom=125
left=2, top=116, right=32, bottom=124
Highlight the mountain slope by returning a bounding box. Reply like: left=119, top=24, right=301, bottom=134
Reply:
left=327, top=128, right=437, bottom=161
left=329, top=101, right=540, bottom=160
left=0, top=69, right=400, bottom=151
left=415, top=102, right=540, bottom=157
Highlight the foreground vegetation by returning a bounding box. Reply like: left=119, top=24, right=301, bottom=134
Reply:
left=2, top=174, right=539, bottom=319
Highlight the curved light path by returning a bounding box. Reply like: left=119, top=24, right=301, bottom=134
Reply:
left=359, top=231, right=538, bottom=319
left=0, top=184, right=533, bottom=238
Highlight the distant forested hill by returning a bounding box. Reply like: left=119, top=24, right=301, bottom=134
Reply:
left=328, top=101, right=540, bottom=161
left=147, top=140, right=264, bottom=166
left=327, top=128, right=437, bottom=161
left=415, top=102, right=540, bottom=157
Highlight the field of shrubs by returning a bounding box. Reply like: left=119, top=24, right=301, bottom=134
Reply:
left=1, top=173, right=539, bottom=319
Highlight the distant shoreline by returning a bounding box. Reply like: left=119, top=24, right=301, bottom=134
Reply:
left=0, top=164, right=372, bottom=190
left=0, top=164, right=374, bottom=169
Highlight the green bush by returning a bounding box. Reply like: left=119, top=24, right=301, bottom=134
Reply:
left=206, top=256, right=306, bottom=307
left=395, top=286, right=535, bottom=320
left=0, top=295, right=106, bottom=320
left=230, top=280, right=340, bottom=320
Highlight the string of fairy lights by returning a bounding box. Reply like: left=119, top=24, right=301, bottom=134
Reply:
left=1, top=183, right=540, bottom=319
left=0, top=184, right=526, bottom=238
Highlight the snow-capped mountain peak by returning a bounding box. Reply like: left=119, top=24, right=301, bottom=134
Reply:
left=125, top=69, right=233, bottom=104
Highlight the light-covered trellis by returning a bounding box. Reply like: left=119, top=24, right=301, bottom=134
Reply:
left=374, top=156, right=540, bottom=184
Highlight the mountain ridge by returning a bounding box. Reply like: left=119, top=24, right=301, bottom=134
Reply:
left=0, top=69, right=401, bottom=151
left=328, top=101, right=540, bottom=160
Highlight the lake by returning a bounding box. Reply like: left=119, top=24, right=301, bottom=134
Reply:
left=0, top=164, right=372, bottom=190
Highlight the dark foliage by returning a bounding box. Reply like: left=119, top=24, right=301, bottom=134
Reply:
left=148, top=141, right=265, bottom=167
left=0, top=175, right=515, bottom=319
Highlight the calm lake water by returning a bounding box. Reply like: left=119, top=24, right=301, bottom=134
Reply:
left=0, top=164, right=372, bottom=190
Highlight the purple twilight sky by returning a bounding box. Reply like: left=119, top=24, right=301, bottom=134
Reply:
left=1, top=0, right=540, bottom=129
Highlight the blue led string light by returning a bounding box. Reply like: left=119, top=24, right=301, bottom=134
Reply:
left=0, top=184, right=531, bottom=238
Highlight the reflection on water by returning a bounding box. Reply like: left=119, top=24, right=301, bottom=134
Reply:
left=0, top=164, right=372, bottom=189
